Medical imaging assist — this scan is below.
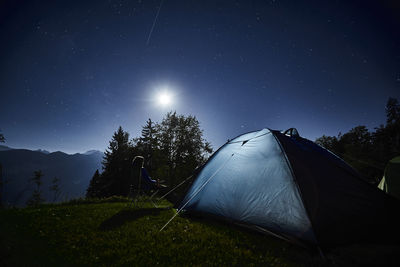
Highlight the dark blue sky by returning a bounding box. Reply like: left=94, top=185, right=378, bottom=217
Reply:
left=1, top=0, right=399, bottom=154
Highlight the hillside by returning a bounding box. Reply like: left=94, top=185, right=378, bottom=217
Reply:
left=1, top=199, right=399, bottom=266
left=0, top=199, right=312, bottom=266
left=0, top=149, right=103, bottom=206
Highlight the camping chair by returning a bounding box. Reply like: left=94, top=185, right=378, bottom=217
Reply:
left=141, top=167, right=167, bottom=204
left=129, top=156, right=167, bottom=208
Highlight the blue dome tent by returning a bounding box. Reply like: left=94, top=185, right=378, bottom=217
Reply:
left=175, top=128, right=400, bottom=248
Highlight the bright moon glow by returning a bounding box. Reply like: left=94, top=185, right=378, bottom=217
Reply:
left=157, top=91, right=172, bottom=107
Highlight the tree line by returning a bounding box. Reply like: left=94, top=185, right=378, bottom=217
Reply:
left=25, top=171, right=61, bottom=207
left=2, top=98, right=398, bottom=204
left=316, top=97, right=400, bottom=184
left=86, top=112, right=213, bottom=198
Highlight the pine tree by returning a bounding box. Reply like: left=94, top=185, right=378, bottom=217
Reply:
left=86, top=169, right=101, bottom=198
left=385, top=98, right=400, bottom=156
left=136, top=118, right=159, bottom=172
left=386, top=97, right=400, bottom=125
left=100, top=126, right=133, bottom=197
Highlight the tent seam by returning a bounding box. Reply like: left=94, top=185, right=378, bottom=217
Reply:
left=270, top=129, right=319, bottom=246
left=227, top=131, right=271, bottom=144
left=177, top=128, right=268, bottom=208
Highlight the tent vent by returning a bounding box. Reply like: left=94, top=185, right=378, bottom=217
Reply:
left=283, top=128, right=300, bottom=138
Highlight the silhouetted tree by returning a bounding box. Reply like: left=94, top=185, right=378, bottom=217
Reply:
left=86, top=169, right=101, bottom=198
left=155, top=112, right=212, bottom=186
left=135, top=118, right=159, bottom=173
left=316, top=97, right=400, bottom=184
left=86, top=115, right=212, bottom=198
left=386, top=97, right=400, bottom=125
left=100, top=126, right=134, bottom=197
left=49, top=177, right=61, bottom=202
left=384, top=98, right=400, bottom=156
left=26, top=170, right=44, bottom=207
left=315, top=134, right=340, bottom=152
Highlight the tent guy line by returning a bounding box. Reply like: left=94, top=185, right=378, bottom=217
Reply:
left=159, top=152, right=235, bottom=232
left=173, top=128, right=400, bottom=248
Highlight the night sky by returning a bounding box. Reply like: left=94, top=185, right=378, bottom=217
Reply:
left=1, top=0, right=399, bottom=154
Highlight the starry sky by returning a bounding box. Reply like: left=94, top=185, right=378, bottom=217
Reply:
left=1, top=0, right=399, bottom=154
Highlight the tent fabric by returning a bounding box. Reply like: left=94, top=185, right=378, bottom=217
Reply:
left=178, top=128, right=400, bottom=248
left=378, top=156, right=400, bottom=199
left=274, top=131, right=400, bottom=246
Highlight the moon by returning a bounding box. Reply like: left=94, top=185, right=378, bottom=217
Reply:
left=156, top=90, right=173, bottom=107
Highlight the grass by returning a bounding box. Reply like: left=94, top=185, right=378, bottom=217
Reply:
left=0, top=198, right=399, bottom=266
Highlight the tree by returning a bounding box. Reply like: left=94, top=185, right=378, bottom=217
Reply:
left=86, top=115, right=213, bottom=198
left=386, top=97, right=400, bottom=125
left=135, top=119, right=159, bottom=173
left=86, top=169, right=101, bottom=198
left=385, top=98, right=400, bottom=155
left=315, top=135, right=339, bottom=152
left=155, top=112, right=212, bottom=186
left=49, top=177, right=61, bottom=202
left=99, top=126, right=134, bottom=197
left=315, top=97, right=400, bottom=184
left=341, top=126, right=372, bottom=156
left=26, top=170, right=45, bottom=207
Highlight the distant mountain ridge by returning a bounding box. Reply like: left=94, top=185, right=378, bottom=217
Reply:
left=0, top=145, right=102, bottom=155
left=0, top=147, right=104, bottom=206
left=83, top=150, right=103, bottom=155
left=35, top=149, right=51, bottom=154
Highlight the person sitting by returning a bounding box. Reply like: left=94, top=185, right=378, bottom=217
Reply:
left=141, top=167, right=165, bottom=190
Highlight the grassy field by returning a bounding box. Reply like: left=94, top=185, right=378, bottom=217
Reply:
left=0, top=198, right=399, bottom=266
